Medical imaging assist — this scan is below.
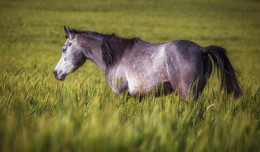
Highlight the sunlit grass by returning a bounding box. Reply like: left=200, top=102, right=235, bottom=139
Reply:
left=0, top=0, right=260, bottom=151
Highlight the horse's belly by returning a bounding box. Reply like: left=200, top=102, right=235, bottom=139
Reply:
left=127, top=75, right=171, bottom=95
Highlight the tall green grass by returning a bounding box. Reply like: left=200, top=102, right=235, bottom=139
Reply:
left=0, top=0, right=260, bottom=151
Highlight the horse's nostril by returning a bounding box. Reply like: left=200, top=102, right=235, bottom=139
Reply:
left=53, top=70, right=57, bottom=77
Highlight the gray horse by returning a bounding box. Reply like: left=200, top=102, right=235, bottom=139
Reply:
left=54, top=26, right=242, bottom=100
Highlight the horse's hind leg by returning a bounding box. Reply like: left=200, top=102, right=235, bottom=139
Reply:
left=167, top=74, right=191, bottom=100
left=168, top=78, right=189, bottom=100
left=179, top=80, right=192, bottom=100
left=177, top=80, right=201, bottom=105
left=175, top=73, right=203, bottom=101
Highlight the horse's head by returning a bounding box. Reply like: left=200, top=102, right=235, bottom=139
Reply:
left=53, top=26, right=86, bottom=80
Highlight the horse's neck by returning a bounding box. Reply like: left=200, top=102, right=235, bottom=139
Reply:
left=86, top=48, right=107, bottom=71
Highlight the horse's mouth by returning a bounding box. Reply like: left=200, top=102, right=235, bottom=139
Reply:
left=56, top=77, right=65, bottom=81
left=55, top=74, right=66, bottom=81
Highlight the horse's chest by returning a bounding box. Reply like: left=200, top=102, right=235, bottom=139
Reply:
left=105, top=68, right=129, bottom=95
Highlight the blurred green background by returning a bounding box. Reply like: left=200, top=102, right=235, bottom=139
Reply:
left=0, top=0, right=259, bottom=151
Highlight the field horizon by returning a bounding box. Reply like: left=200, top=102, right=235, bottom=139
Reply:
left=0, top=0, right=259, bottom=151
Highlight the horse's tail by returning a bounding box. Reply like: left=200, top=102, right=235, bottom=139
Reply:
left=201, top=45, right=242, bottom=98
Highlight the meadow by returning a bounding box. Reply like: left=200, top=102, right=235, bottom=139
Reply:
left=0, top=0, right=260, bottom=151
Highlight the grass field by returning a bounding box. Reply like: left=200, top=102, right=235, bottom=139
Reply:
left=0, top=0, right=260, bottom=151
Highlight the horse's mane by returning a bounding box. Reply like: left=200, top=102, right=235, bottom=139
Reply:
left=101, top=34, right=140, bottom=67
left=68, top=28, right=140, bottom=67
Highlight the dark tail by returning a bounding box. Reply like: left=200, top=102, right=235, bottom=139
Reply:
left=201, top=45, right=242, bottom=98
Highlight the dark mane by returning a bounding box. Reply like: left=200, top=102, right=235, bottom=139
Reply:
left=67, top=28, right=140, bottom=67
left=101, top=34, right=140, bottom=67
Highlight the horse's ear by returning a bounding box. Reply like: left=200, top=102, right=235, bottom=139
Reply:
left=64, top=26, right=75, bottom=39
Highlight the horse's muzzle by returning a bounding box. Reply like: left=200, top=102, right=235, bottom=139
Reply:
left=53, top=70, right=65, bottom=81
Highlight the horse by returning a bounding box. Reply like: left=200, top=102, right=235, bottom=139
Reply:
left=54, top=26, right=242, bottom=100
